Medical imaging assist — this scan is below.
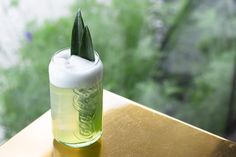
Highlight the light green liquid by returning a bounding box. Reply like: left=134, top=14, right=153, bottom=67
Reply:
left=49, top=82, right=103, bottom=147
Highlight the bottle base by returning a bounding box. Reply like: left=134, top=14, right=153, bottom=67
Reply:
left=55, top=131, right=102, bottom=148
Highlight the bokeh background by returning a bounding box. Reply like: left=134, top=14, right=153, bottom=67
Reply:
left=0, top=0, right=236, bottom=144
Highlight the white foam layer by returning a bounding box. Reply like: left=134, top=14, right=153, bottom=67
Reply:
left=49, top=49, right=103, bottom=88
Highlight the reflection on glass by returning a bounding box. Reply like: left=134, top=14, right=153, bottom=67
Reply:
left=53, top=139, right=102, bottom=157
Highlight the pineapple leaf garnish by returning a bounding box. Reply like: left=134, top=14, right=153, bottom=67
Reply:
left=80, top=26, right=95, bottom=61
left=71, top=10, right=95, bottom=61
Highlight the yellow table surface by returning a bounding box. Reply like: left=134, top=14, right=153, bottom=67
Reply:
left=0, top=90, right=236, bottom=157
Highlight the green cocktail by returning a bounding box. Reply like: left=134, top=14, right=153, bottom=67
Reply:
left=49, top=50, right=103, bottom=147
left=50, top=82, right=102, bottom=147
left=49, top=11, right=103, bottom=148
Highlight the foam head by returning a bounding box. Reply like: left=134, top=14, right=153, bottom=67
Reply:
left=49, top=49, right=103, bottom=88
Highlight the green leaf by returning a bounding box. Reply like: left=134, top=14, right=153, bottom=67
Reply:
left=80, top=26, right=95, bottom=61
left=71, top=10, right=84, bottom=56
left=70, top=10, right=95, bottom=61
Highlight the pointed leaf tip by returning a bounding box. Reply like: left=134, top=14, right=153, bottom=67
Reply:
left=77, top=10, right=84, bottom=28
left=71, top=10, right=85, bottom=56
left=80, top=26, right=95, bottom=61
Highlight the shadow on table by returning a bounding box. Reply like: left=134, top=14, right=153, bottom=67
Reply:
left=209, top=140, right=236, bottom=157
left=52, top=139, right=102, bottom=157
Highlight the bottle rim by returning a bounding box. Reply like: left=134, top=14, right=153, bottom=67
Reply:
left=50, top=48, right=101, bottom=71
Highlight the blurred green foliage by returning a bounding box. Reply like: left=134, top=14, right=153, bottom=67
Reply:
left=0, top=0, right=157, bottom=138
left=1, top=18, right=72, bottom=137
left=1, top=0, right=236, bottom=140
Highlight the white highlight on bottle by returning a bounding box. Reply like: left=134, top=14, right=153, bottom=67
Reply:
left=49, top=49, right=103, bottom=88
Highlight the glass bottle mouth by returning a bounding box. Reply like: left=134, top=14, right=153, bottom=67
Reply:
left=50, top=48, right=101, bottom=71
